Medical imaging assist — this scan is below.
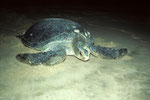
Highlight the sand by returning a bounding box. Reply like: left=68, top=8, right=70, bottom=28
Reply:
left=0, top=8, right=150, bottom=100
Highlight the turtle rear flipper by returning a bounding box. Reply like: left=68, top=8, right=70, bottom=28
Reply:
left=90, top=45, right=127, bottom=59
left=16, top=50, right=66, bottom=66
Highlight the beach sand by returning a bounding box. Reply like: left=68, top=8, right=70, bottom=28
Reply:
left=0, top=8, right=150, bottom=100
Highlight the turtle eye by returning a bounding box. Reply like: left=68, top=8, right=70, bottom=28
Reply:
left=80, top=52, right=83, bottom=56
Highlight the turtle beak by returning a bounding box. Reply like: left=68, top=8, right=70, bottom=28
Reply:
left=83, top=57, right=89, bottom=61
left=80, top=54, right=90, bottom=61
left=82, top=53, right=90, bottom=61
left=75, top=53, right=90, bottom=61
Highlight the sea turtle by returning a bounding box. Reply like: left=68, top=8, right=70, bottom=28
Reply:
left=16, top=18, right=127, bottom=66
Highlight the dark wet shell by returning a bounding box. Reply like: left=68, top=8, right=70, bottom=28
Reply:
left=21, top=18, right=88, bottom=48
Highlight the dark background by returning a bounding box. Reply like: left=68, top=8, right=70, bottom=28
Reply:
left=0, top=0, right=150, bottom=37
left=1, top=0, right=149, bottom=12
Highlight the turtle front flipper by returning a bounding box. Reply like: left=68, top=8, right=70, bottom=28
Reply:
left=90, top=45, right=127, bottom=59
left=16, top=50, right=66, bottom=66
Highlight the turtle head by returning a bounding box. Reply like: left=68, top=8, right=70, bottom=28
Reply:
left=74, top=41, right=90, bottom=61
left=72, top=34, right=91, bottom=61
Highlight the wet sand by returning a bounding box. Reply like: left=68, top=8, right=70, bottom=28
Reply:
left=0, top=8, right=150, bottom=100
